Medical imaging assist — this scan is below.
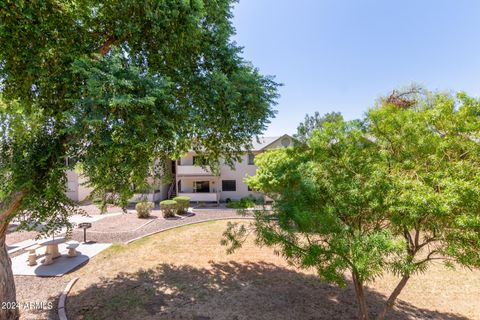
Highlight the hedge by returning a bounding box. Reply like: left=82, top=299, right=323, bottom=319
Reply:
left=160, top=200, right=177, bottom=218
left=173, top=196, right=190, bottom=215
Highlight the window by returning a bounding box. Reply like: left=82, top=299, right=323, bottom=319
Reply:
left=248, top=153, right=255, bottom=165
left=222, top=180, right=236, bottom=192
left=247, top=185, right=253, bottom=191
left=281, top=137, right=291, bottom=147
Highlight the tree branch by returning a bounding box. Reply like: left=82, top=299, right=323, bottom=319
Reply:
left=97, top=35, right=117, bottom=56
left=0, top=190, right=27, bottom=237
left=403, top=228, right=414, bottom=253
left=414, top=227, right=420, bottom=250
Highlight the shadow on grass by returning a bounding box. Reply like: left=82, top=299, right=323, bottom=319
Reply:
left=64, top=261, right=467, bottom=320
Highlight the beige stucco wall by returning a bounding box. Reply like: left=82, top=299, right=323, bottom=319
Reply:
left=65, top=170, right=94, bottom=202
left=177, top=136, right=292, bottom=201
left=217, top=135, right=292, bottom=201
left=178, top=152, right=194, bottom=165
left=218, top=153, right=260, bottom=201
left=66, top=159, right=173, bottom=203
left=175, top=135, right=292, bottom=202
left=67, top=136, right=292, bottom=203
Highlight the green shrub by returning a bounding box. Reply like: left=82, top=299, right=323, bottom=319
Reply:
left=254, top=197, right=265, bottom=205
left=173, top=196, right=190, bottom=215
left=136, top=201, right=154, bottom=218
left=160, top=200, right=177, bottom=218
left=226, top=196, right=257, bottom=209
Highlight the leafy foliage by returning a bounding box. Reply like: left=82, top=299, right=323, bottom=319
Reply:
left=160, top=200, right=177, bottom=218
left=294, top=111, right=343, bottom=143
left=225, top=195, right=263, bottom=209
left=0, top=0, right=278, bottom=232
left=368, top=92, right=480, bottom=271
left=0, top=3, right=278, bottom=314
left=172, top=196, right=190, bottom=215
left=224, top=89, right=480, bottom=318
left=242, top=118, right=404, bottom=286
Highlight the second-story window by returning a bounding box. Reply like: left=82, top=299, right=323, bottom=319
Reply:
left=248, top=153, right=255, bottom=165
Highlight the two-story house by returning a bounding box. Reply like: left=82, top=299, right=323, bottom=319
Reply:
left=174, top=134, right=293, bottom=203
left=66, top=134, right=293, bottom=204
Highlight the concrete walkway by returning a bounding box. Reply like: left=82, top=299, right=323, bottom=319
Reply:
left=12, top=242, right=112, bottom=276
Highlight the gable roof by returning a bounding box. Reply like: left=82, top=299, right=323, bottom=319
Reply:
left=251, top=134, right=293, bottom=151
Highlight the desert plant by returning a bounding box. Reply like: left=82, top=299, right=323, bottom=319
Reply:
left=160, top=200, right=177, bottom=218
left=135, top=201, right=154, bottom=218
left=173, top=196, right=190, bottom=215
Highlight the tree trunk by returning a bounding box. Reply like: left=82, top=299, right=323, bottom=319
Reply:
left=0, top=232, right=19, bottom=320
left=352, top=271, right=369, bottom=320
left=0, top=191, right=25, bottom=320
left=376, top=275, right=410, bottom=320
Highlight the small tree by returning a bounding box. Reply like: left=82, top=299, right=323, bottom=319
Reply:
left=223, top=90, right=480, bottom=319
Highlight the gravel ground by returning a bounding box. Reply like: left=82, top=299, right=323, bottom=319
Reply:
left=68, top=208, right=248, bottom=243
left=6, top=203, right=123, bottom=247
left=6, top=230, right=39, bottom=248
left=76, top=204, right=123, bottom=215
left=14, top=276, right=68, bottom=320
left=9, top=207, right=248, bottom=320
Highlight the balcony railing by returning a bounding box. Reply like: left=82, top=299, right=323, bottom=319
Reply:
left=176, top=165, right=215, bottom=176
left=178, top=192, right=219, bottom=202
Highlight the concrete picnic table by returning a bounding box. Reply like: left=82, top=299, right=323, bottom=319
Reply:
left=37, top=237, right=66, bottom=260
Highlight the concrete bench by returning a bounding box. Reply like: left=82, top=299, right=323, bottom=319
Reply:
left=27, top=244, right=41, bottom=266
left=66, top=241, right=80, bottom=257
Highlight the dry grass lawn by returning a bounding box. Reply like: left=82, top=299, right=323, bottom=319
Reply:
left=66, top=220, right=480, bottom=320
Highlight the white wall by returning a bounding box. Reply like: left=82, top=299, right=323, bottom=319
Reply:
left=219, top=153, right=260, bottom=201
left=66, top=159, right=173, bottom=203
left=175, top=135, right=293, bottom=202
left=65, top=170, right=94, bottom=202
left=178, top=152, right=194, bottom=165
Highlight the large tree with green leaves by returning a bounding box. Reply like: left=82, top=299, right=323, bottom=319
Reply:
left=223, top=89, right=480, bottom=319
left=0, top=1, right=278, bottom=318
left=294, top=111, right=343, bottom=143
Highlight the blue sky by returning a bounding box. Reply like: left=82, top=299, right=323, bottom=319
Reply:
left=232, top=0, right=480, bottom=136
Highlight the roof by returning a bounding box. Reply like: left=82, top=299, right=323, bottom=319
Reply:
left=185, top=135, right=293, bottom=154
left=251, top=134, right=292, bottom=151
